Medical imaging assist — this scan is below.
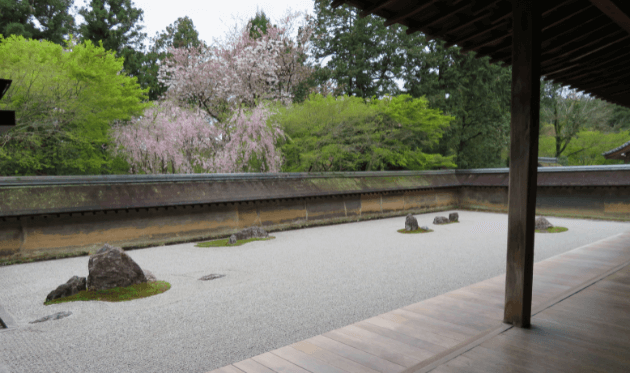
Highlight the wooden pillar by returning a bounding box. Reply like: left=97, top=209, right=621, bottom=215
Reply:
left=504, top=0, right=541, bottom=328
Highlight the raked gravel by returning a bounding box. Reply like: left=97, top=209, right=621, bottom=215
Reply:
left=1, top=211, right=629, bottom=373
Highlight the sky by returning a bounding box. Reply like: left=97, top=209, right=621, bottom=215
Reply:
left=70, top=0, right=407, bottom=92
left=112, top=0, right=316, bottom=47
left=107, top=0, right=403, bottom=91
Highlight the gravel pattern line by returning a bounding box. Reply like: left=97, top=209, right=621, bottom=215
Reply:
left=0, top=211, right=628, bottom=373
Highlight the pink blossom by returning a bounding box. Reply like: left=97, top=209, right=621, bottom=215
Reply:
left=111, top=12, right=315, bottom=174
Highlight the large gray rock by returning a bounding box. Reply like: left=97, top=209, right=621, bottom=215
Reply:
left=46, top=276, right=86, bottom=302
left=535, top=217, right=553, bottom=231
left=233, top=226, right=269, bottom=240
left=87, top=244, right=147, bottom=292
left=449, top=212, right=459, bottom=222
left=433, top=216, right=449, bottom=225
left=405, top=214, right=419, bottom=231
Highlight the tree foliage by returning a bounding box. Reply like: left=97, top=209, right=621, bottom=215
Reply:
left=274, top=93, right=455, bottom=172
left=248, top=9, right=275, bottom=40
left=605, top=104, right=630, bottom=132
left=110, top=13, right=312, bottom=174
left=312, top=1, right=512, bottom=169
left=0, top=35, right=149, bottom=175
left=158, top=11, right=316, bottom=122
left=403, top=41, right=512, bottom=169
left=110, top=100, right=283, bottom=174
left=141, top=16, right=202, bottom=100
left=311, top=0, right=423, bottom=99
left=0, top=0, right=75, bottom=45
left=77, top=0, right=147, bottom=79
left=540, top=82, right=612, bottom=158
left=539, top=129, right=629, bottom=165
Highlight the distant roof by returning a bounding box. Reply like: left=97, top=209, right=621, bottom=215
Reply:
left=331, top=0, right=630, bottom=108
left=603, top=139, right=630, bottom=159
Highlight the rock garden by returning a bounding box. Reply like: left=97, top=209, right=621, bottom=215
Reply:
left=433, top=212, right=460, bottom=225
left=397, top=212, right=461, bottom=234
left=35, top=217, right=565, bottom=324
left=43, top=244, right=170, bottom=309
left=42, top=225, right=274, bottom=313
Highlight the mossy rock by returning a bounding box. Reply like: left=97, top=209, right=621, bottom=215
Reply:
left=195, top=236, right=275, bottom=247
left=535, top=226, right=568, bottom=233
left=397, top=228, right=434, bottom=234
left=44, top=281, right=171, bottom=305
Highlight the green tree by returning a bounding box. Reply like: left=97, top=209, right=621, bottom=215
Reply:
left=605, top=104, right=630, bottom=132
left=0, top=0, right=75, bottom=45
left=77, top=0, right=147, bottom=79
left=403, top=41, right=512, bottom=169
left=0, top=35, right=149, bottom=175
left=540, top=82, right=612, bottom=158
left=248, top=9, right=276, bottom=40
left=141, top=16, right=201, bottom=100
left=272, top=93, right=455, bottom=172
left=312, top=1, right=512, bottom=169
left=539, top=129, right=629, bottom=165
left=312, top=0, right=425, bottom=99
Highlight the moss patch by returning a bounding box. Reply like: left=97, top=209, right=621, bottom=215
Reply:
left=397, top=228, right=434, bottom=234
left=536, top=226, right=568, bottom=233
left=44, top=281, right=171, bottom=305
left=195, top=236, right=276, bottom=247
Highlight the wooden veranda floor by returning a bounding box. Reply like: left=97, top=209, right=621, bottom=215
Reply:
left=209, top=232, right=630, bottom=373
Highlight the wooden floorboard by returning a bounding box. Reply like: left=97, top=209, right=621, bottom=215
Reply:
left=207, top=232, right=630, bottom=373
left=425, top=235, right=630, bottom=373
left=307, top=335, right=405, bottom=373
left=290, top=341, right=383, bottom=373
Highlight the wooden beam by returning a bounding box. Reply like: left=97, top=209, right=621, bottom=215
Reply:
left=358, top=0, right=398, bottom=18
left=589, top=0, right=630, bottom=34
left=541, top=3, right=594, bottom=32
left=490, top=46, right=512, bottom=64
left=541, top=0, right=581, bottom=17
left=383, top=0, right=439, bottom=27
left=541, top=14, right=606, bottom=50
left=568, top=69, right=630, bottom=90
left=442, top=0, right=506, bottom=40
left=490, top=53, right=512, bottom=65
left=568, top=34, right=630, bottom=63
left=331, top=0, right=347, bottom=9
left=441, top=0, right=570, bottom=49
left=504, top=0, right=542, bottom=329
left=609, top=87, right=630, bottom=96
left=541, top=29, right=626, bottom=67
left=593, top=82, right=630, bottom=97
left=0, top=111, right=15, bottom=135
left=541, top=22, right=616, bottom=59
left=542, top=46, right=630, bottom=78
left=468, top=33, right=511, bottom=54
left=553, top=60, right=630, bottom=84
left=542, top=42, right=630, bottom=76
left=404, top=1, right=475, bottom=35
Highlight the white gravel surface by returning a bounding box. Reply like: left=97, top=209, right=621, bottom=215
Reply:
left=1, top=211, right=629, bottom=373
